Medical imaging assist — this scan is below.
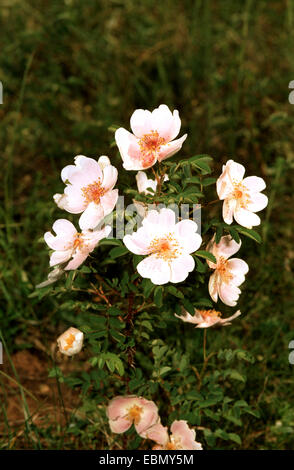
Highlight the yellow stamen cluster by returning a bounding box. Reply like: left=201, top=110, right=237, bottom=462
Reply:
left=81, top=179, right=106, bottom=204
left=138, top=130, right=165, bottom=168
left=73, top=232, right=84, bottom=250
left=216, top=256, right=233, bottom=284
left=127, top=405, right=143, bottom=425
left=64, top=333, right=75, bottom=351
left=149, top=233, right=181, bottom=262
left=198, top=309, right=222, bottom=319
left=165, top=436, right=182, bottom=450
left=232, top=182, right=251, bottom=209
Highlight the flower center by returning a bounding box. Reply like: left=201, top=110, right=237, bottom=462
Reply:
left=165, top=436, right=182, bottom=450
left=73, top=233, right=84, bottom=250
left=127, top=405, right=143, bottom=425
left=138, top=130, right=166, bottom=168
left=81, top=179, right=106, bottom=204
left=64, top=333, right=75, bottom=351
left=232, top=183, right=251, bottom=209
left=198, top=309, right=222, bottom=320
left=216, top=256, right=233, bottom=283
left=149, top=233, right=181, bottom=261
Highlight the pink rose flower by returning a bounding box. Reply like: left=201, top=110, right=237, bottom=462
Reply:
left=107, top=396, right=159, bottom=435
left=54, top=155, right=118, bottom=230
left=44, top=219, right=111, bottom=270
left=145, top=420, right=203, bottom=450
left=207, top=235, right=249, bottom=307
left=57, top=327, right=84, bottom=356
left=123, top=208, right=202, bottom=285
left=115, top=104, right=187, bottom=170
left=217, top=159, right=268, bottom=228
left=175, top=308, right=241, bottom=328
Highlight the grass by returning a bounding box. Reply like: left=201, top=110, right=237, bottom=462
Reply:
left=1, top=0, right=294, bottom=449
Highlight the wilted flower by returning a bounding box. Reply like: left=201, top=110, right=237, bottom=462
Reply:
left=145, top=420, right=203, bottom=450
left=216, top=159, right=268, bottom=228
left=44, top=219, right=111, bottom=270
left=36, top=266, right=64, bottom=288
left=136, top=171, right=169, bottom=195
left=175, top=308, right=241, bottom=328
left=115, top=104, right=187, bottom=170
left=123, top=208, right=202, bottom=285
left=57, top=327, right=84, bottom=356
left=206, top=235, right=249, bottom=306
left=107, top=396, right=159, bottom=435
left=54, top=155, right=118, bottom=230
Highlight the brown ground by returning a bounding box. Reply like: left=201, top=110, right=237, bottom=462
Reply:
left=0, top=345, right=84, bottom=448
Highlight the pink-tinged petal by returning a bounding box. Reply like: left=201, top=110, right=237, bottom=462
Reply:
left=137, top=255, right=171, bottom=285
left=136, top=171, right=157, bottom=195
left=144, top=423, right=169, bottom=446
left=242, top=175, right=266, bottom=193
left=123, top=227, right=153, bottom=255
left=246, top=192, right=268, bottom=212
left=174, top=309, right=203, bottom=325
left=44, top=219, right=76, bottom=250
left=169, top=110, right=182, bottom=141
left=115, top=128, right=148, bottom=171
left=214, top=235, right=241, bottom=260
left=107, top=396, right=134, bottom=421
left=64, top=251, right=88, bottom=270
left=234, top=207, right=261, bottom=228
left=227, top=258, right=249, bottom=286
left=78, top=202, right=104, bottom=231
left=170, top=420, right=201, bottom=450
left=102, top=164, right=118, bottom=191
left=220, top=310, right=241, bottom=325
left=61, top=164, right=76, bottom=183
left=222, top=198, right=236, bottom=225
left=67, top=156, right=103, bottom=187
left=175, top=220, right=201, bottom=253
left=109, top=418, right=132, bottom=434
left=219, top=283, right=241, bottom=307
left=170, top=255, right=195, bottom=283
left=49, top=249, right=72, bottom=267
left=84, top=225, right=111, bottom=248
left=217, top=169, right=234, bottom=199
left=135, top=399, right=159, bottom=435
left=97, top=155, right=111, bottom=169
left=150, top=105, right=175, bottom=141
left=226, top=160, right=246, bottom=184
left=208, top=271, right=219, bottom=302
left=130, top=109, right=153, bottom=137
left=63, top=186, right=87, bottom=213
left=100, top=189, right=118, bottom=216
left=158, top=134, right=187, bottom=162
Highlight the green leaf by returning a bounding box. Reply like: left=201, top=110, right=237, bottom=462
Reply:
left=166, top=285, right=184, bottom=299
left=154, top=286, right=163, bottom=307
left=109, top=246, right=129, bottom=259
left=196, top=250, right=216, bottom=264
left=234, top=226, right=262, bottom=243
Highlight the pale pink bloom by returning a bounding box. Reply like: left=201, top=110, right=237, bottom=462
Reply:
left=123, top=208, right=202, bottom=285
left=175, top=308, right=241, bottom=328
left=145, top=420, right=203, bottom=450
left=107, top=396, right=159, bottom=435
left=206, top=235, right=249, bottom=307
left=57, top=327, right=84, bottom=356
left=216, top=159, right=268, bottom=229
left=115, top=104, right=187, bottom=170
left=44, top=219, right=111, bottom=270
left=54, top=155, right=118, bottom=230
left=136, top=171, right=169, bottom=195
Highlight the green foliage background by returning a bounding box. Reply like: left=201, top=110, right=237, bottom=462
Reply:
left=1, top=0, right=294, bottom=450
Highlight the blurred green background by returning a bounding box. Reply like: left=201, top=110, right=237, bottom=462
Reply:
left=1, top=0, right=294, bottom=449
